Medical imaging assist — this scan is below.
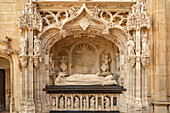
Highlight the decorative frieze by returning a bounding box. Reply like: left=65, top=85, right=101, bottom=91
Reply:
left=50, top=94, right=118, bottom=111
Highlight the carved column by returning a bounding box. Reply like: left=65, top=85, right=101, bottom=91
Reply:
left=127, top=1, right=150, bottom=112
left=19, top=1, right=42, bottom=113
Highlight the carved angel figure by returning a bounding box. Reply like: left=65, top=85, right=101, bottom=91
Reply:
left=126, top=36, right=135, bottom=56
left=101, top=53, right=111, bottom=72
left=142, top=35, right=150, bottom=56
left=60, top=56, right=67, bottom=72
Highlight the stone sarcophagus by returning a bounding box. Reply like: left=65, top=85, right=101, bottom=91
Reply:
left=44, top=85, right=126, bottom=113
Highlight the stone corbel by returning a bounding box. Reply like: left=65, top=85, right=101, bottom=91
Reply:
left=19, top=54, right=29, bottom=68
left=33, top=55, right=42, bottom=68
left=127, top=55, right=136, bottom=68
left=141, top=55, right=150, bottom=67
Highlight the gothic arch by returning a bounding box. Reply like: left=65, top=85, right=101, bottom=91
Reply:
left=0, top=45, right=17, bottom=113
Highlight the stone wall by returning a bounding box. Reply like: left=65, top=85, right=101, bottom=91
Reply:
left=166, top=0, right=170, bottom=109
left=0, top=0, right=26, bottom=112
left=147, top=0, right=170, bottom=112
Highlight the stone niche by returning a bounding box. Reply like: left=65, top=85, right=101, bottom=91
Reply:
left=44, top=34, right=126, bottom=113
left=49, top=36, right=120, bottom=86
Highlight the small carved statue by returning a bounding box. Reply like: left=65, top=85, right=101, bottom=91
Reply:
left=20, top=37, right=27, bottom=54
left=74, top=97, right=80, bottom=109
left=104, top=97, right=110, bottom=109
left=126, top=36, right=135, bottom=56
left=90, top=97, right=95, bottom=109
left=59, top=96, right=65, bottom=109
left=60, top=56, right=67, bottom=73
left=52, top=97, right=56, bottom=107
left=49, top=53, right=55, bottom=73
left=101, top=53, right=111, bottom=73
left=142, top=35, right=150, bottom=56
left=82, top=97, right=87, bottom=108
left=67, top=97, right=71, bottom=108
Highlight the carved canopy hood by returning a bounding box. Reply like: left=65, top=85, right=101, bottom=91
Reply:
left=18, top=0, right=151, bottom=112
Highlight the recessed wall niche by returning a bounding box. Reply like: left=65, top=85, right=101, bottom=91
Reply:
left=50, top=36, right=120, bottom=85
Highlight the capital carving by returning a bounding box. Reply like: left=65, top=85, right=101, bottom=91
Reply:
left=141, top=55, right=150, bottom=67
left=19, top=54, right=29, bottom=68
left=33, top=56, right=42, bottom=68
left=127, top=55, right=136, bottom=68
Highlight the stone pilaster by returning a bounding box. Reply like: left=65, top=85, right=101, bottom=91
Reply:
left=151, top=0, right=168, bottom=112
